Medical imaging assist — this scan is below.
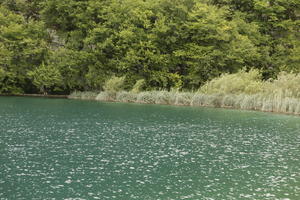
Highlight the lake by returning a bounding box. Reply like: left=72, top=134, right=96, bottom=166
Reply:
left=0, top=97, right=299, bottom=199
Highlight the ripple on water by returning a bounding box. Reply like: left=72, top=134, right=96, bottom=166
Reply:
left=0, top=97, right=299, bottom=199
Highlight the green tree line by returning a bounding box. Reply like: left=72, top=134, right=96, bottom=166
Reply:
left=0, top=0, right=299, bottom=94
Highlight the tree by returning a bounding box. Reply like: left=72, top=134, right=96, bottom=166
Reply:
left=0, top=5, right=49, bottom=93
left=27, top=63, right=62, bottom=94
left=0, top=0, right=299, bottom=94
left=174, top=3, right=261, bottom=88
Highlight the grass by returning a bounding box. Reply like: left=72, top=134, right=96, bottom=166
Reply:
left=116, top=91, right=137, bottom=102
left=68, top=91, right=98, bottom=100
left=69, top=90, right=300, bottom=115
left=68, top=71, right=300, bottom=115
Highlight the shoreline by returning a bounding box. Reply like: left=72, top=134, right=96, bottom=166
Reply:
left=94, top=99, right=300, bottom=117
left=1, top=93, right=299, bottom=117
left=0, top=94, right=68, bottom=98
left=69, top=92, right=300, bottom=117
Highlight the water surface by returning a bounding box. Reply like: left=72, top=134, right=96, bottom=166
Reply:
left=0, top=97, right=299, bottom=199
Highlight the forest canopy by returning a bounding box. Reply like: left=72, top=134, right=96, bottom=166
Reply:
left=0, top=0, right=299, bottom=94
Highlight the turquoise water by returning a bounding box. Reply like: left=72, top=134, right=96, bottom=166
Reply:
left=0, top=97, right=299, bottom=199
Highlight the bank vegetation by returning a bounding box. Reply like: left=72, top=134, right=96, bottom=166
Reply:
left=69, top=70, right=300, bottom=115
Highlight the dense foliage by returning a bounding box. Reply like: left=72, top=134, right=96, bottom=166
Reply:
left=0, top=0, right=299, bottom=94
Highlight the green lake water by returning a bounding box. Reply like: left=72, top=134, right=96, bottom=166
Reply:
left=0, top=97, right=299, bottom=200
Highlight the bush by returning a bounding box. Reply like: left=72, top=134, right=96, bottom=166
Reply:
left=131, top=79, right=145, bottom=93
left=27, top=63, right=62, bottom=94
left=263, top=72, right=300, bottom=99
left=103, top=76, right=126, bottom=93
left=199, top=69, right=263, bottom=95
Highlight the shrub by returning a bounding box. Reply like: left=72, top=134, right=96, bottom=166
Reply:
left=263, top=72, right=300, bottom=99
left=103, top=76, right=125, bottom=93
left=131, top=79, right=146, bottom=93
left=27, top=63, right=62, bottom=94
left=199, top=69, right=263, bottom=95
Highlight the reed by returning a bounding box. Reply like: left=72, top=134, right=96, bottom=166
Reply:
left=199, top=69, right=263, bottom=95
left=136, top=91, right=156, bottom=104
left=69, top=71, right=300, bottom=115
left=263, top=72, right=300, bottom=99
left=68, top=91, right=98, bottom=100
left=221, top=94, right=236, bottom=107
left=153, top=90, right=175, bottom=105
left=116, top=91, right=137, bottom=102
left=174, top=92, right=194, bottom=106
left=70, top=90, right=300, bottom=115
left=96, top=91, right=115, bottom=101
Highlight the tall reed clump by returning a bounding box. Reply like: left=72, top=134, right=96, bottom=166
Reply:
left=113, top=79, right=145, bottom=103
left=135, top=90, right=177, bottom=105
left=260, top=72, right=300, bottom=114
left=96, top=76, right=125, bottom=101
left=116, top=91, right=137, bottom=102
left=199, top=69, right=263, bottom=95
left=263, top=72, right=300, bottom=98
left=154, top=90, right=176, bottom=105
left=70, top=69, right=300, bottom=115
left=68, top=91, right=98, bottom=100
left=198, top=69, right=300, bottom=115
left=191, top=93, right=224, bottom=107
left=135, top=90, right=194, bottom=105
left=136, top=91, right=157, bottom=104
left=174, top=92, right=194, bottom=105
